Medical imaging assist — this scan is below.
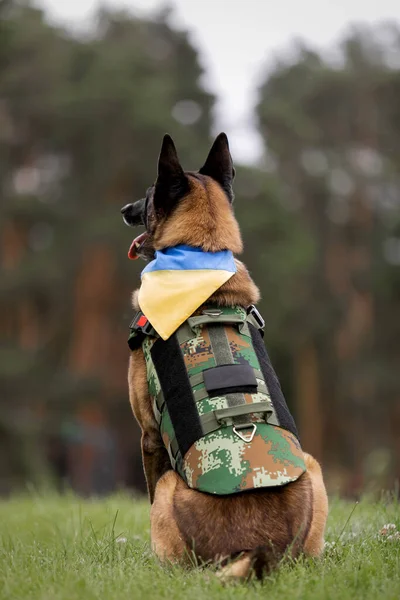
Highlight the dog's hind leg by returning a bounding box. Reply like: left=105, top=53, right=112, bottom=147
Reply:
left=150, top=471, right=189, bottom=563
left=302, top=453, right=328, bottom=556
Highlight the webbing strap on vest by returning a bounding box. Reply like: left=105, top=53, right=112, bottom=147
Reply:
left=127, top=304, right=264, bottom=350
left=153, top=369, right=269, bottom=415
left=165, top=399, right=274, bottom=463
left=199, top=401, right=273, bottom=435
left=207, top=323, right=252, bottom=430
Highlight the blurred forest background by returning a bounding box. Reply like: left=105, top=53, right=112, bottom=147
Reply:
left=1, top=0, right=399, bottom=496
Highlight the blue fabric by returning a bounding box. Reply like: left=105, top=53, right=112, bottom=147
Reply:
left=141, top=245, right=237, bottom=277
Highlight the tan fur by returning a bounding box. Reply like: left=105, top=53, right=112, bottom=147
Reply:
left=154, top=177, right=243, bottom=254
left=217, top=555, right=252, bottom=583
left=303, top=453, right=329, bottom=556
left=170, top=468, right=313, bottom=562
left=150, top=471, right=187, bottom=563
left=210, top=259, right=260, bottom=307
left=127, top=169, right=328, bottom=580
left=150, top=458, right=328, bottom=579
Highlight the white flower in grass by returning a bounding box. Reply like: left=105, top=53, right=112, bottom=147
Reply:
left=379, top=523, right=397, bottom=537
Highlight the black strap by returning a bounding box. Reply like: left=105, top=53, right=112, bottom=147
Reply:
left=248, top=323, right=299, bottom=439
left=207, top=325, right=249, bottom=427
left=128, top=330, right=144, bottom=351
left=151, top=334, right=203, bottom=457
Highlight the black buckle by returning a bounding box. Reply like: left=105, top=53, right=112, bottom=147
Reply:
left=129, top=311, right=154, bottom=335
left=247, top=305, right=265, bottom=331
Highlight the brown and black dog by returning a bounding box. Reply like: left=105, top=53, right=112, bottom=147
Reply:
left=121, top=133, right=328, bottom=580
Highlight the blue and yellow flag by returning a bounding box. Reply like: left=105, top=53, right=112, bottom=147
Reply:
left=138, top=245, right=236, bottom=340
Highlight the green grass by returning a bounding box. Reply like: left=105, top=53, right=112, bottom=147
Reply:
left=0, top=493, right=399, bottom=599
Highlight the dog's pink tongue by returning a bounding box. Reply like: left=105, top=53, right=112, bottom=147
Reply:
left=128, top=232, right=148, bottom=260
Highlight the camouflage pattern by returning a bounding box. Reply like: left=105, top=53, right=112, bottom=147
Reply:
left=140, top=307, right=306, bottom=495
left=181, top=324, right=216, bottom=374
left=143, top=336, right=177, bottom=466
left=143, top=337, right=161, bottom=399
left=183, top=425, right=305, bottom=495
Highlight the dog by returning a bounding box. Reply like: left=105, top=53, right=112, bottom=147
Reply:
left=121, top=133, right=328, bottom=580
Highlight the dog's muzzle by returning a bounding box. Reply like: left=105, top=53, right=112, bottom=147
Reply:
left=121, top=198, right=146, bottom=227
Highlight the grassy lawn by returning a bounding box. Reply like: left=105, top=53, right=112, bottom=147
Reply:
left=0, top=492, right=399, bottom=599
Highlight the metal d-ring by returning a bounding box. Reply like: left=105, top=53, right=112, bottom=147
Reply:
left=233, top=423, right=257, bottom=443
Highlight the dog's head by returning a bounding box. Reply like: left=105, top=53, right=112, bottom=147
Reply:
left=121, top=133, right=243, bottom=261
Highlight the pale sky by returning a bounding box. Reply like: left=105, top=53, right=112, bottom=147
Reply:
left=40, top=0, right=400, bottom=164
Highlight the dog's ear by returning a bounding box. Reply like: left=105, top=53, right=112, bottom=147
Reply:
left=199, top=132, right=235, bottom=202
left=154, top=134, right=189, bottom=217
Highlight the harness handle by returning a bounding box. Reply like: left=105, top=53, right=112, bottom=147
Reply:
left=199, top=401, right=273, bottom=436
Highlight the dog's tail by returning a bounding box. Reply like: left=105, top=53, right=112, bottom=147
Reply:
left=217, top=545, right=284, bottom=583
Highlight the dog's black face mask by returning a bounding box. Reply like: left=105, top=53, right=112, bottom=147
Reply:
left=121, top=196, right=147, bottom=228
left=121, top=188, right=156, bottom=260
left=121, top=133, right=234, bottom=261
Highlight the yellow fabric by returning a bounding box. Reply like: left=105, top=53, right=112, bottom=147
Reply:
left=138, top=269, right=234, bottom=340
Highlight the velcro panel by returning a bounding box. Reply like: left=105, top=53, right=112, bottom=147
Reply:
left=248, top=323, right=300, bottom=440
left=151, top=335, right=203, bottom=457
left=203, top=363, right=257, bottom=397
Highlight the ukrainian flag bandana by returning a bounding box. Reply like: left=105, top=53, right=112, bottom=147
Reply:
left=138, top=245, right=237, bottom=340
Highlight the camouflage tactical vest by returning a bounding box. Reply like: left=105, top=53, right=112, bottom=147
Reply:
left=128, top=306, right=306, bottom=495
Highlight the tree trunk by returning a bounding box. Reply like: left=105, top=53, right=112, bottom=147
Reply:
left=294, top=341, right=323, bottom=461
